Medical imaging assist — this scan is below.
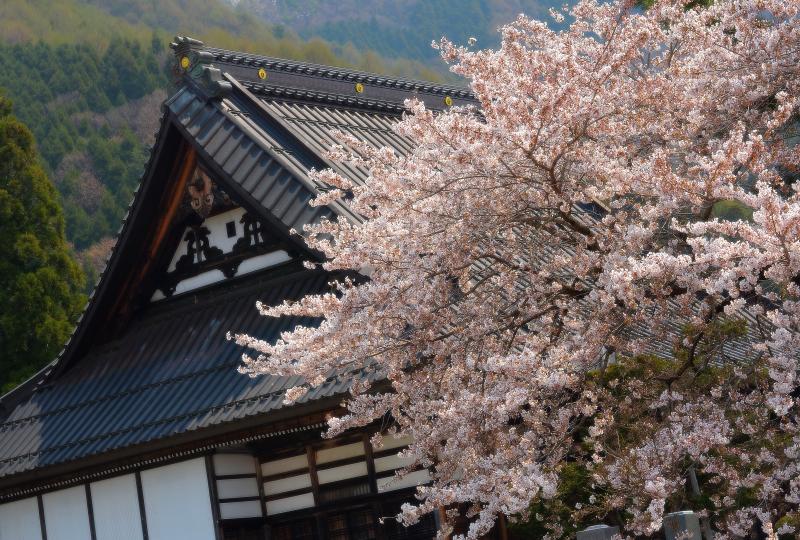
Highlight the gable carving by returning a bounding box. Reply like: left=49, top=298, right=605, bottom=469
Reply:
left=153, top=206, right=293, bottom=300
left=186, top=167, right=231, bottom=218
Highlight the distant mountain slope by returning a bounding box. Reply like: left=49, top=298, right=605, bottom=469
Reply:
left=231, top=0, right=565, bottom=62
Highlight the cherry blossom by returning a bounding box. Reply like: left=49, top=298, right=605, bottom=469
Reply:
left=232, top=0, right=800, bottom=536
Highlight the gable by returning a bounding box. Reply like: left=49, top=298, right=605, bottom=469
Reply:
left=148, top=161, right=296, bottom=301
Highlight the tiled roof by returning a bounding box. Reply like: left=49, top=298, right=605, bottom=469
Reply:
left=0, top=42, right=440, bottom=483
left=0, top=269, right=375, bottom=481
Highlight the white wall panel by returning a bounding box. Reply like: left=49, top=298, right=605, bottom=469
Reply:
left=173, top=270, right=226, bottom=295
left=263, top=473, right=312, bottom=495
left=261, top=454, right=308, bottom=476
left=219, top=501, right=262, bottom=520
left=316, top=442, right=364, bottom=464
left=216, top=478, right=259, bottom=499
left=213, top=454, right=256, bottom=476
left=317, top=462, right=368, bottom=484
left=167, top=208, right=246, bottom=272
left=236, top=251, right=292, bottom=276
left=0, top=497, right=42, bottom=540
left=377, top=469, right=431, bottom=493
left=90, top=474, right=143, bottom=540
left=265, top=493, right=315, bottom=515
left=374, top=454, right=415, bottom=473
left=42, top=486, right=92, bottom=540
left=140, top=459, right=215, bottom=540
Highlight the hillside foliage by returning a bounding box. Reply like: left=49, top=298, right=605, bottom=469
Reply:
left=0, top=39, right=166, bottom=257
left=233, top=0, right=563, bottom=61
left=0, top=0, right=448, bottom=289
left=0, top=96, right=85, bottom=393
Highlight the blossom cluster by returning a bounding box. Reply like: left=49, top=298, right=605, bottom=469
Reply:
left=232, top=0, right=800, bottom=537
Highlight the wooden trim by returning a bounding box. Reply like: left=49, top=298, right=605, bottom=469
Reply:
left=438, top=506, right=450, bottom=540
left=363, top=434, right=379, bottom=495
left=263, top=487, right=315, bottom=502
left=218, top=516, right=265, bottom=525
left=205, top=455, right=223, bottom=540
left=105, top=141, right=196, bottom=333
left=372, top=447, right=409, bottom=460
left=306, top=446, right=321, bottom=507
left=253, top=455, right=267, bottom=519
left=260, top=467, right=311, bottom=483
left=314, top=454, right=368, bottom=471
left=37, top=494, right=47, bottom=540
left=317, top=476, right=371, bottom=493
left=135, top=471, right=149, bottom=540
left=266, top=488, right=422, bottom=527
left=85, top=484, right=97, bottom=540
left=217, top=495, right=263, bottom=504
left=214, top=473, right=258, bottom=480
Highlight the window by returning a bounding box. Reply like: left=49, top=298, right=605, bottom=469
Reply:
left=222, top=519, right=266, bottom=540
left=326, top=508, right=377, bottom=540
left=380, top=499, right=437, bottom=540
left=271, top=517, right=316, bottom=540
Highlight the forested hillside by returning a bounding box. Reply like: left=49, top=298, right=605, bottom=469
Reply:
left=0, top=97, right=86, bottom=392
left=0, top=0, right=447, bottom=289
left=231, top=0, right=565, bottom=61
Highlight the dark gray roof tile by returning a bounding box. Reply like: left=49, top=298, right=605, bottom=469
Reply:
left=0, top=270, right=364, bottom=480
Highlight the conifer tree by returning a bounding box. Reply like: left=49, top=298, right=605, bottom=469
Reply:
left=0, top=96, right=85, bottom=393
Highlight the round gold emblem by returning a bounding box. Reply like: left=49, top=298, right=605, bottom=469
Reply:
left=444, top=95, right=453, bottom=106
left=355, top=82, right=364, bottom=93
left=180, top=56, right=190, bottom=69
left=258, top=68, right=267, bottom=80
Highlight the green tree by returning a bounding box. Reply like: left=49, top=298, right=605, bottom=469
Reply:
left=0, top=96, right=85, bottom=393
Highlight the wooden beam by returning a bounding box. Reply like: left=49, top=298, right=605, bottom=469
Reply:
left=106, top=142, right=196, bottom=330
left=135, top=471, right=149, bottom=540
left=85, top=484, right=97, bottom=540
left=253, top=456, right=267, bottom=519
left=363, top=433, right=379, bottom=495
left=37, top=494, right=47, bottom=540
left=306, top=446, right=321, bottom=507
left=205, top=455, right=224, bottom=540
left=498, top=514, right=509, bottom=540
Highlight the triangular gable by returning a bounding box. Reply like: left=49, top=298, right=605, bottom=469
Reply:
left=144, top=159, right=298, bottom=301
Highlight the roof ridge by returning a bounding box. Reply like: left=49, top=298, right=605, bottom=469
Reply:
left=198, top=45, right=471, bottom=97
left=170, top=36, right=478, bottom=112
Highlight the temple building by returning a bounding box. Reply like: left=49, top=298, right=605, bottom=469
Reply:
left=0, top=37, right=477, bottom=540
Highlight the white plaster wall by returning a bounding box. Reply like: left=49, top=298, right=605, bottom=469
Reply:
left=140, top=459, right=215, bottom=540
left=90, top=474, right=144, bottom=540
left=0, top=497, right=42, bottom=540
left=212, top=454, right=256, bottom=476
left=42, top=486, right=92, bottom=540
left=151, top=202, right=293, bottom=301
left=168, top=208, right=247, bottom=272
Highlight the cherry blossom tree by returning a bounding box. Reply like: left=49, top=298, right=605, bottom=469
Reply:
left=232, top=0, right=800, bottom=537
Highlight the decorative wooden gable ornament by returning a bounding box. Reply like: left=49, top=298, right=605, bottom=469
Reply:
left=152, top=162, right=296, bottom=300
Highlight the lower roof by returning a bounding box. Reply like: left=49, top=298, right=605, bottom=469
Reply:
left=0, top=266, right=369, bottom=484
